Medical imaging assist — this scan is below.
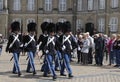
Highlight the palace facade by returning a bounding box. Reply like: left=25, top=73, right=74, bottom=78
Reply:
left=0, top=0, right=120, bottom=37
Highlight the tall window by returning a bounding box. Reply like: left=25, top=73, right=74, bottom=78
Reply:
left=13, top=0, right=21, bottom=11
left=27, top=0, right=35, bottom=11
left=88, top=0, right=93, bottom=10
left=44, top=0, right=52, bottom=11
left=111, top=0, right=118, bottom=8
left=0, top=0, right=3, bottom=10
left=99, top=0, right=105, bottom=9
left=98, top=18, right=105, bottom=32
left=109, top=17, right=118, bottom=32
left=43, top=18, right=52, bottom=22
left=76, top=19, right=83, bottom=31
left=58, top=18, right=66, bottom=23
left=77, top=0, right=82, bottom=11
left=59, top=0, right=67, bottom=11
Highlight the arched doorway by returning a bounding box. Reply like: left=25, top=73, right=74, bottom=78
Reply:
left=85, top=23, right=94, bottom=36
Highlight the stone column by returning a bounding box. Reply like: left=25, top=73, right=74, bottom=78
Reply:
left=5, top=0, right=8, bottom=9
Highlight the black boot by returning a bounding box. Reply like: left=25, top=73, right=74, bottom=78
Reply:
left=60, top=73, right=66, bottom=76
left=53, top=76, right=57, bottom=80
left=18, top=72, right=21, bottom=77
left=68, top=74, right=73, bottom=78
left=33, top=71, right=36, bottom=75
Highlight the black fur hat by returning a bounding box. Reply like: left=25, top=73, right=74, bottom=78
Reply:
left=27, top=22, right=36, bottom=32
left=11, top=21, right=20, bottom=32
left=56, top=22, right=63, bottom=33
left=63, top=21, right=71, bottom=33
left=47, top=23, right=55, bottom=34
left=41, top=22, right=49, bottom=33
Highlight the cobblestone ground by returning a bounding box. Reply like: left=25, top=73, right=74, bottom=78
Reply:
left=0, top=44, right=120, bottom=82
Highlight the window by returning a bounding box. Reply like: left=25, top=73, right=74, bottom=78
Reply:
left=27, top=0, right=35, bottom=11
left=76, top=19, right=83, bottom=31
left=59, top=0, right=67, bottom=11
left=88, top=0, right=93, bottom=10
left=43, top=18, right=52, bottom=23
left=77, top=0, right=82, bottom=11
left=99, top=0, right=105, bottom=9
left=111, top=0, right=118, bottom=8
left=109, top=17, right=118, bottom=32
left=0, top=0, right=3, bottom=10
left=98, top=18, right=105, bottom=32
left=58, top=18, right=66, bottom=23
left=13, top=0, right=21, bottom=11
left=44, top=0, right=52, bottom=11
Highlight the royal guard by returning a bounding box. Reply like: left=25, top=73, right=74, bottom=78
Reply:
left=59, top=21, right=77, bottom=78
left=43, top=23, right=60, bottom=80
left=54, top=22, right=63, bottom=71
left=37, top=22, right=49, bottom=72
left=23, top=22, right=37, bottom=75
left=6, top=21, right=22, bottom=77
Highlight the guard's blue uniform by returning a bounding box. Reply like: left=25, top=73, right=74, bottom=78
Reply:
left=6, top=33, right=22, bottom=76
left=24, top=34, right=37, bottom=75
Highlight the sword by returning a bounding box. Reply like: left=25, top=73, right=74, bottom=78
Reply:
left=10, top=56, right=13, bottom=61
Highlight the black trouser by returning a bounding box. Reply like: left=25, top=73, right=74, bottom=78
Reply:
left=77, top=50, right=82, bottom=63
left=82, top=53, right=88, bottom=65
left=88, top=48, right=93, bottom=64
left=95, top=50, right=104, bottom=65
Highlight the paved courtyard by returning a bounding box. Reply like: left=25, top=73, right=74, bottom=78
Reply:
left=0, top=43, right=120, bottom=82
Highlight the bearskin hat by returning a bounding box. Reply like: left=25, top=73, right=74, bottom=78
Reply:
left=47, top=23, right=55, bottom=34
left=63, top=21, right=71, bottom=33
left=56, top=22, right=63, bottom=33
left=41, top=22, right=49, bottom=33
left=11, top=21, right=20, bottom=32
left=27, top=22, right=36, bottom=32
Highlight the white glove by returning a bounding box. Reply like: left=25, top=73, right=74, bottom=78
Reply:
left=20, top=44, right=23, bottom=47
left=78, top=46, right=81, bottom=51
left=46, top=50, right=49, bottom=54
left=62, top=45, right=66, bottom=50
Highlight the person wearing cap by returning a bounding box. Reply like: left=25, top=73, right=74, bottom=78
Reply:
left=43, top=22, right=59, bottom=80
left=59, top=21, right=77, bottom=78
left=54, top=22, right=63, bottom=71
left=23, top=22, right=37, bottom=75
left=37, top=22, right=49, bottom=72
left=6, top=21, right=22, bottom=77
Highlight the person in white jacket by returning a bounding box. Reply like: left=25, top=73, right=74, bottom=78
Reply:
left=81, top=33, right=90, bottom=65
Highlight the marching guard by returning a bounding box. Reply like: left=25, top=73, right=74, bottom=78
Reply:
left=23, top=22, right=37, bottom=75
left=43, top=23, right=60, bottom=80
left=54, top=22, right=63, bottom=71
left=37, top=22, right=49, bottom=72
left=59, top=21, right=77, bottom=78
left=6, top=21, right=22, bottom=76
